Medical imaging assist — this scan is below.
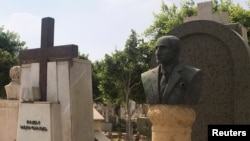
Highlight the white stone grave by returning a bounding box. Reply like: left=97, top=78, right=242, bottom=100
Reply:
left=17, top=59, right=94, bottom=141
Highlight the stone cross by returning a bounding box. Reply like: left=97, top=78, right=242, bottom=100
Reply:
left=19, top=17, right=78, bottom=101
left=184, top=1, right=229, bottom=24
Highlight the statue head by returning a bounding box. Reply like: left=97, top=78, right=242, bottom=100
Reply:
left=155, top=35, right=181, bottom=65
left=9, top=66, right=21, bottom=83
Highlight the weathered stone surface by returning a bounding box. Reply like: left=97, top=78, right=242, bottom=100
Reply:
left=20, top=63, right=40, bottom=101
left=147, top=105, right=195, bottom=141
left=0, top=100, right=19, bottom=141
left=68, top=59, right=94, bottom=141
left=226, top=23, right=248, bottom=43
left=21, top=86, right=40, bottom=102
left=166, top=20, right=250, bottom=141
left=48, top=59, right=94, bottom=141
left=184, top=1, right=229, bottom=24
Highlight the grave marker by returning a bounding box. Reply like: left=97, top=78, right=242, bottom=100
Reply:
left=17, top=17, right=93, bottom=141
left=184, top=1, right=229, bottom=24
left=19, top=17, right=78, bottom=101
left=167, top=19, right=250, bottom=141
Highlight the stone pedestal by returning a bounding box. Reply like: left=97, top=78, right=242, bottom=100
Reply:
left=147, top=105, right=195, bottom=141
left=16, top=102, right=61, bottom=141
left=5, top=82, right=21, bottom=100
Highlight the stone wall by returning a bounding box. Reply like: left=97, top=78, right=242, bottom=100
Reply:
left=0, top=100, right=19, bottom=141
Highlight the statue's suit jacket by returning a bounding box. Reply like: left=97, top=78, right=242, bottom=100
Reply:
left=141, top=63, right=202, bottom=105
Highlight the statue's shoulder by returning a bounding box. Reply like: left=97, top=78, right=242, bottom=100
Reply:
left=141, top=66, right=159, bottom=78
left=183, top=65, right=201, bottom=73
left=180, top=64, right=202, bottom=80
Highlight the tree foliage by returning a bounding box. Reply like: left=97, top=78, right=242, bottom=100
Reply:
left=144, top=0, right=196, bottom=41
left=144, top=0, right=250, bottom=45
left=78, top=52, right=89, bottom=60
left=93, top=30, right=153, bottom=105
left=0, top=27, right=25, bottom=98
left=92, top=30, right=153, bottom=140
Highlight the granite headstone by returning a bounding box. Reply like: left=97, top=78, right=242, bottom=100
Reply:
left=166, top=20, right=250, bottom=141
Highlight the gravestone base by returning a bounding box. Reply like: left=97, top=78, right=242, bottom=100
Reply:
left=147, top=105, right=195, bottom=141
left=16, top=102, right=61, bottom=141
left=20, top=59, right=94, bottom=141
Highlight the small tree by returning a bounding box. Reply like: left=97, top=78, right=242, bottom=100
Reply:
left=94, top=30, right=153, bottom=140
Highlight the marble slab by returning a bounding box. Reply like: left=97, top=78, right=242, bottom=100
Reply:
left=16, top=102, right=61, bottom=141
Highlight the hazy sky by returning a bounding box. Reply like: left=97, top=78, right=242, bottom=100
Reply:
left=0, top=0, right=248, bottom=61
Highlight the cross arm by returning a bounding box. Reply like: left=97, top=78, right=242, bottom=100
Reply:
left=19, top=44, right=78, bottom=64
left=46, top=44, right=78, bottom=61
left=19, top=48, right=41, bottom=63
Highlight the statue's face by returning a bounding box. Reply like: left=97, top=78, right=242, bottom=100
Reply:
left=10, top=66, right=21, bottom=83
left=155, top=43, right=176, bottom=65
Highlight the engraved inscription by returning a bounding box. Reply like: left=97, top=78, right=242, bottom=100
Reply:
left=20, top=120, right=48, bottom=132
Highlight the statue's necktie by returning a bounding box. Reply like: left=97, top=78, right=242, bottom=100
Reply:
left=160, top=74, right=168, bottom=96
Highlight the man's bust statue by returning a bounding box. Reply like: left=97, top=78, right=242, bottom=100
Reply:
left=141, top=35, right=202, bottom=105
left=5, top=66, right=21, bottom=100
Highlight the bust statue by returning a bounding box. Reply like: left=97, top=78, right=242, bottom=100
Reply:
left=141, top=35, right=202, bottom=105
left=5, top=66, right=21, bottom=100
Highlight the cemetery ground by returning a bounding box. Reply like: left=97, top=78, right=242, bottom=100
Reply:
left=94, top=103, right=151, bottom=141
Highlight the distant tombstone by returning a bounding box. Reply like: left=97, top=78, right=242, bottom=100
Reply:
left=114, top=105, right=120, bottom=116
left=101, top=122, right=112, bottom=132
left=104, top=107, right=109, bottom=122
left=129, top=100, right=136, bottom=114
left=93, top=107, right=105, bottom=131
left=98, top=104, right=105, bottom=116
left=137, top=104, right=145, bottom=118
left=94, top=107, right=111, bottom=141
left=167, top=20, right=250, bottom=141
left=120, top=105, right=127, bottom=119
left=5, top=66, right=21, bottom=100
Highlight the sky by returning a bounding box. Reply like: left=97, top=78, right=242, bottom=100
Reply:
left=0, top=0, right=249, bottom=62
